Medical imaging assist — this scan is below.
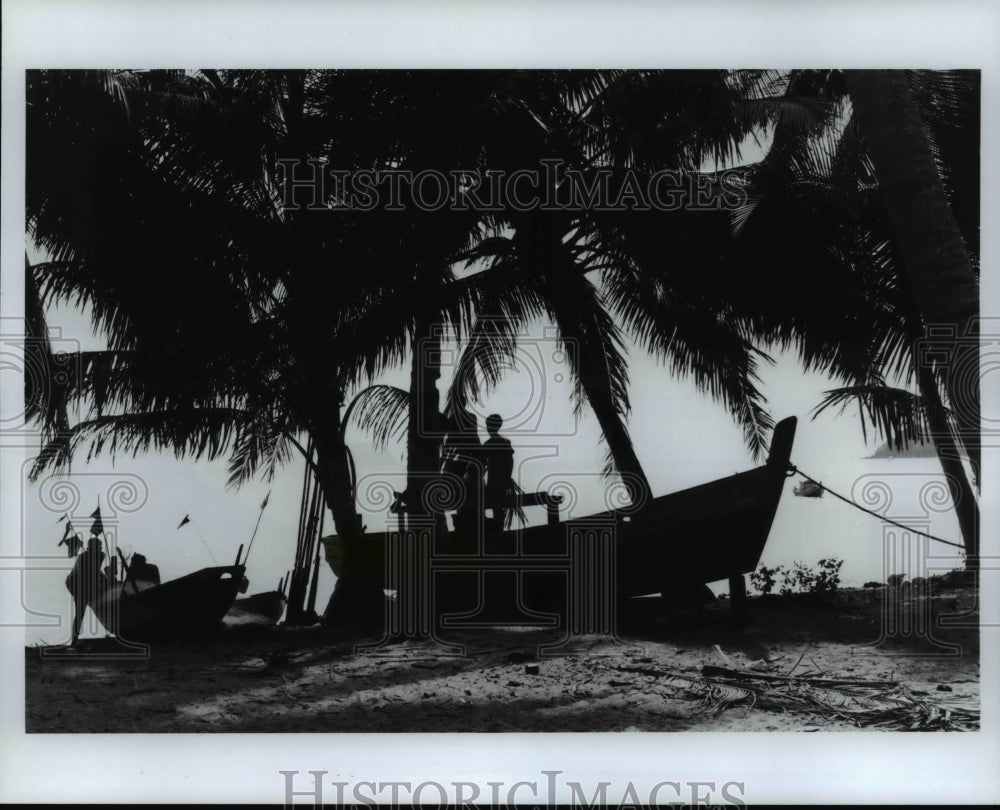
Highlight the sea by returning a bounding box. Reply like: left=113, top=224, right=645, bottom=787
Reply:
left=10, top=323, right=973, bottom=646
left=16, top=447, right=967, bottom=647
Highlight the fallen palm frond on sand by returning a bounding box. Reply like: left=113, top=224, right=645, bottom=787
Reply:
left=616, top=664, right=979, bottom=730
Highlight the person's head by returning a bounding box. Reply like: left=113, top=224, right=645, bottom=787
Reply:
left=87, top=537, right=102, bottom=555
left=486, top=413, right=503, bottom=436
left=132, top=553, right=146, bottom=565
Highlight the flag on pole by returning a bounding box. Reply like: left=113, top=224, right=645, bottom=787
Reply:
left=90, top=506, right=104, bottom=536
left=177, top=514, right=191, bottom=530
left=60, top=535, right=83, bottom=557
left=58, top=522, right=83, bottom=557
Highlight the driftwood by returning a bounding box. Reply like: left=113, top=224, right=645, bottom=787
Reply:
left=699, top=664, right=891, bottom=688
left=615, top=664, right=978, bottom=730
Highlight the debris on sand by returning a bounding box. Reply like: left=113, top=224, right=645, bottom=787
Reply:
left=26, top=584, right=979, bottom=733
left=613, top=662, right=978, bottom=730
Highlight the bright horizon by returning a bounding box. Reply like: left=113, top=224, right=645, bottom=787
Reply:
left=22, top=282, right=971, bottom=648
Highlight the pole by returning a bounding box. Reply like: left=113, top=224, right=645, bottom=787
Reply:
left=117, top=547, right=138, bottom=593
left=244, top=491, right=271, bottom=564
left=306, top=497, right=327, bottom=616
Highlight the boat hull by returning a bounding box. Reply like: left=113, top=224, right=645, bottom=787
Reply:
left=224, top=590, right=287, bottom=626
left=324, top=417, right=797, bottom=614
left=90, top=565, right=246, bottom=640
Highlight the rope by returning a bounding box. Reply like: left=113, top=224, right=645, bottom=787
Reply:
left=788, top=465, right=965, bottom=552
left=189, top=518, right=219, bottom=565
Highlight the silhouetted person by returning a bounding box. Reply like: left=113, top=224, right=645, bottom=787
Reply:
left=483, top=413, right=515, bottom=531
left=129, top=553, right=161, bottom=587
left=65, top=537, right=106, bottom=646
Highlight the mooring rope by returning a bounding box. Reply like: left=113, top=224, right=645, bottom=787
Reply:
left=787, top=465, right=965, bottom=552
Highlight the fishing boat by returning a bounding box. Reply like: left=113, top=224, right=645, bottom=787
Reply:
left=322, top=416, right=798, bottom=618
left=793, top=480, right=823, bottom=498
left=224, top=573, right=289, bottom=627
left=88, top=562, right=246, bottom=640
left=224, top=589, right=287, bottom=626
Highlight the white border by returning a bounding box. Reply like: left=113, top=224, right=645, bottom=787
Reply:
left=2, top=0, right=999, bottom=804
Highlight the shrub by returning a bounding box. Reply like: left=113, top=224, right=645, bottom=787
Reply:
left=750, top=564, right=783, bottom=595
left=751, top=558, right=844, bottom=596
left=813, top=557, right=843, bottom=594
left=787, top=561, right=817, bottom=593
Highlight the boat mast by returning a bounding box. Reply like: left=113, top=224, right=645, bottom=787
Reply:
left=305, top=495, right=325, bottom=618
left=286, top=438, right=324, bottom=625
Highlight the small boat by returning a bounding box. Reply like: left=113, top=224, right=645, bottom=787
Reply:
left=322, top=417, right=798, bottom=618
left=793, top=480, right=823, bottom=498
left=88, top=565, right=246, bottom=640
left=224, top=590, right=287, bottom=626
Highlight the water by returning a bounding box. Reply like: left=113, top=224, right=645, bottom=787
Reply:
left=13, top=319, right=969, bottom=645
left=756, top=455, right=966, bottom=589
left=18, top=448, right=966, bottom=647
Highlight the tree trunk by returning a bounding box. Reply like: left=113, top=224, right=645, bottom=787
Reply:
left=510, top=210, right=653, bottom=509
left=847, top=70, right=981, bottom=518
left=571, top=349, right=652, bottom=509
left=406, top=307, right=446, bottom=532
left=916, top=360, right=979, bottom=561
left=548, top=245, right=652, bottom=509
left=395, top=305, right=450, bottom=628
left=316, top=409, right=385, bottom=625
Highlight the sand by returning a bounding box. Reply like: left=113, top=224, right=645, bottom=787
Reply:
left=25, top=585, right=979, bottom=733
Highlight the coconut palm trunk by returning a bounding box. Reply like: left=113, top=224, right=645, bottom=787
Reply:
left=915, top=360, right=979, bottom=560
left=406, top=305, right=448, bottom=534
left=540, top=223, right=653, bottom=509
left=846, top=70, right=981, bottom=502
left=316, top=407, right=386, bottom=624
left=549, top=302, right=652, bottom=509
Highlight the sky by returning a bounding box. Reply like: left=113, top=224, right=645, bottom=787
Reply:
left=20, top=287, right=968, bottom=645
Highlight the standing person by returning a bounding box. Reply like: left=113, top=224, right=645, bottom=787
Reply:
left=483, top=413, right=515, bottom=531
left=65, top=537, right=106, bottom=646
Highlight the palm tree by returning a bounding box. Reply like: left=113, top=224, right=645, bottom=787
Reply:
left=26, top=70, right=408, bottom=619
left=845, top=70, right=980, bottom=501
left=730, top=69, right=980, bottom=562
left=26, top=70, right=570, bottom=621
left=27, top=70, right=788, bottom=497
left=27, top=68, right=870, bottom=629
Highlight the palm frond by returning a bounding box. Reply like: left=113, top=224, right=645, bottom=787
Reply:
left=29, top=408, right=252, bottom=481
left=343, top=385, right=409, bottom=452
left=812, top=384, right=949, bottom=452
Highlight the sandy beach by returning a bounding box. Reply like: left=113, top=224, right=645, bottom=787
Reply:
left=26, top=582, right=979, bottom=733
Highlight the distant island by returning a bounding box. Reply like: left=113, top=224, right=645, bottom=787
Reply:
left=866, top=438, right=942, bottom=459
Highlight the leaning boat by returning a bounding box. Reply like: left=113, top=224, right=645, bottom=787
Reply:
left=88, top=564, right=246, bottom=640
left=323, top=416, right=797, bottom=617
